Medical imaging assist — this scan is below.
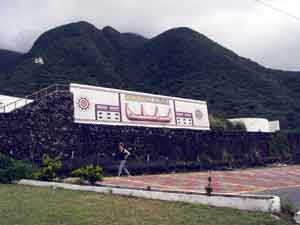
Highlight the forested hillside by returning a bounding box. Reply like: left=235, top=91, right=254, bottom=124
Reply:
left=0, top=49, right=23, bottom=73
left=0, top=21, right=299, bottom=129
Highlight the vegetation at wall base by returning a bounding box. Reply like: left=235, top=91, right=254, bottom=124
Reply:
left=268, top=132, right=292, bottom=162
left=0, top=153, right=36, bottom=183
left=209, top=115, right=246, bottom=132
left=33, top=154, right=62, bottom=181
left=72, top=165, right=103, bottom=185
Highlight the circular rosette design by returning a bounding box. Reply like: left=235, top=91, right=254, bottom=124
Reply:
left=77, top=97, right=90, bottom=111
left=195, top=109, right=203, bottom=120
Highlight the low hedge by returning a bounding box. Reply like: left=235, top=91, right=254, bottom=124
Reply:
left=0, top=153, right=36, bottom=183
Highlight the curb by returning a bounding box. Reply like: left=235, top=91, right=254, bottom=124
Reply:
left=18, top=179, right=281, bottom=213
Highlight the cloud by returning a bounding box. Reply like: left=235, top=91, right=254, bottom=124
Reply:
left=0, top=0, right=299, bottom=70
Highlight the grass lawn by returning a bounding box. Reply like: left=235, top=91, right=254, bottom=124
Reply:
left=0, top=184, right=293, bottom=225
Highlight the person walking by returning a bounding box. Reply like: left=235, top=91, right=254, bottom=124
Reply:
left=117, top=142, right=131, bottom=176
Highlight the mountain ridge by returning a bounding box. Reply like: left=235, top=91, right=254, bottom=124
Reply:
left=0, top=21, right=299, bottom=129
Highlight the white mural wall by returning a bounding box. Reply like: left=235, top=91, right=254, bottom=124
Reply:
left=70, top=83, right=210, bottom=130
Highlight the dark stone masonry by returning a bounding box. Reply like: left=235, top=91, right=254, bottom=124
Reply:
left=0, top=91, right=299, bottom=175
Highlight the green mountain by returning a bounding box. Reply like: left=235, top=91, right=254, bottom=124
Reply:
left=0, top=21, right=299, bottom=129
left=0, top=49, right=23, bottom=73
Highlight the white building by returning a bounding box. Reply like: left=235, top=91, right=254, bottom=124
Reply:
left=34, top=57, right=44, bottom=65
left=229, top=118, right=280, bottom=133
left=0, top=95, right=33, bottom=113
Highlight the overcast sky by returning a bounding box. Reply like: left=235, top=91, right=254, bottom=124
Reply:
left=0, top=0, right=299, bottom=71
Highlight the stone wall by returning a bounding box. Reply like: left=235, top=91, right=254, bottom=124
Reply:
left=0, top=91, right=299, bottom=175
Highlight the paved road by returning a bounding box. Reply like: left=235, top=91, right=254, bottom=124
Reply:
left=254, top=187, right=300, bottom=209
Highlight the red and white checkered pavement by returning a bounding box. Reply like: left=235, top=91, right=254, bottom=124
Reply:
left=101, top=165, right=300, bottom=194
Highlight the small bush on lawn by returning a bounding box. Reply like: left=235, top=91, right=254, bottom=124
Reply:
left=0, top=153, right=36, bottom=183
left=281, top=202, right=295, bottom=217
left=34, top=154, right=62, bottom=181
left=72, top=165, right=103, bottom=185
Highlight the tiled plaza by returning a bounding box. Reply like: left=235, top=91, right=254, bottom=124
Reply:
left=101, top=165, right=300, bottom=194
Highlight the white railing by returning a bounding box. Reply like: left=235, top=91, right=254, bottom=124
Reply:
left=0, top=84, right=69, bottom=113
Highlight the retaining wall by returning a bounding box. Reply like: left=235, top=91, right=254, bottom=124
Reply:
left=0, top=91, right=299, bottom=175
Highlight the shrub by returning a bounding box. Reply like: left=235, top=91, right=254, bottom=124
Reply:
left=34, top=154, right=62, bottom=181
left=231, top=122, right=246, bottom=131
left=209, top=115, right=246, bottom=131
left=268, top=132, right=291, bottom=161
left=72, top=165, right=103, bottom=185
left=281, top=202, right=295, bottom=217
left=209, top=115, right=228, bottom=131
left=0, top=153, right=36, bottom=183
left=0, top=153, right=12, bottom=169
left=222, top=150, right=234, bottom=167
